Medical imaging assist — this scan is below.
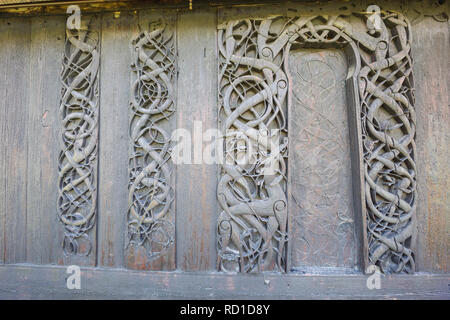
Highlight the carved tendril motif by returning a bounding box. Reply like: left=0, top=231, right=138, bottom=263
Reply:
left=218, top=11, right=416, bottom=274
left=57, top=27, right=100, bottom=256
left=217, top=19, right=289, bottom=273
left=127, top=23, right=176, bottom=259
left=360, top=13, right=416, bottom=274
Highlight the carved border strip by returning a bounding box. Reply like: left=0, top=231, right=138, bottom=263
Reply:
left=126, top=21, right=176, bottom=260
left=57, top=26, right=100, bottom=256
left=217, top=11, right=416, bottom=274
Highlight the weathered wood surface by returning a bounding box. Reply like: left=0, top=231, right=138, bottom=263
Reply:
left=175, top=9, right=218, bottom=271
left=0, top=5, right=447, bottom=279
left=0, top=18, right=7, bottom=264
left=0, top=17, right=31, bottom=264
left=0, top=264, right=449, bottom=299
left=97, top=11, right=137, bottom=268
left=26, top=15, right=65, bottom=265
left=289, top=48, right=357, bottom=270
left=412, top=17, right=450, bottom=273
left=1, top=0, right=447, bottom=18
left=0, top=18, right=8, bottom=264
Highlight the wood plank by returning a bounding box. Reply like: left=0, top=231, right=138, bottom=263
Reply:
left=124, top=9, right=177, bottom=271
left=412, top=17, right=449, bottom=273
left=0, top=264, right=449, bottom=299
left=25, top=15, right=65, bottom=265
left=0, top=18, right=10, bottom=264
left=97, top=11, right=137, bottom=268
left=175, top=9, right=218, bottom=271
left=2, top=17, right=31, bottom=264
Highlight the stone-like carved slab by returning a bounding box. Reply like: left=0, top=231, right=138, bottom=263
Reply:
left=127, top=21, right=176, bottom=260
left=57, top=25, right=100, bottom=256
left=217, top=11, right=416, bottom=274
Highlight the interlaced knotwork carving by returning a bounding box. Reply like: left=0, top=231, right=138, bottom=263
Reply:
left=57, top=27, right=100, bottom=256
left=218, top=11, right=416, bottom=274
left=359, top=13, right=416, bottom=274
left=217, top=19, right=290, bottom=273
left=127, top=23, right=176, bottom=260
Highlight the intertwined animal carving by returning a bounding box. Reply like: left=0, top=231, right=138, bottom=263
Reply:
left=127, top=23, right=176, bottom=259
left=217, top=19, right=289, bottom=273
left=360, top=13, right=416, bottom=274
left=57, top=27, right=99, bottom=256
left=217, top=11, right=416, bottom=274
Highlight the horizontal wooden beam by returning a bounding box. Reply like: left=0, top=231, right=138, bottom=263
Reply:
left=0, top=0, right=448, bottom=17
left=0, top=264, right=448, bottom=299
left=0, top=0, right=188, bottom=15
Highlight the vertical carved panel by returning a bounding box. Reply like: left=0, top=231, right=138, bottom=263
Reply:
left=217, top=19, right=289, bottom=273
left=290, top=49, right=357, bottom=269
left=217, top=11, right=417, bottom=274
left=57, top=26, right=100, bottom=256
left=127, top=21, right=176, bottom=262
left=360, top=14, right=416, bottom=274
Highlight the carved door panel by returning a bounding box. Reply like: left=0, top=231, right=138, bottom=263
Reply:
left=289, top=49, right=357, bottom=271
left=215, top=8, right=417, bottom=275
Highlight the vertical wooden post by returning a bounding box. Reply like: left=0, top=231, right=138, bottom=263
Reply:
left=26, top=16, right=66, bottom=265
left=176, top=8, right=218, bottom=271
left=1, top=17, right=31, bottom=264
left=97, top=11, right=138, bottom=268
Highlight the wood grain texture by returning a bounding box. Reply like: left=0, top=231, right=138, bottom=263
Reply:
left=97, top=11, right=137, bottom=269
left=2, top=17, right=31, bottom=264
left=176, top=9, right=218, bottom=271
left=412, top=17, right=449, bottom=273
left=0, top=264, right=449, bottom=299
left=0, top=18, right=8, bottom=264
left=25, top=15, right=65, bottom=265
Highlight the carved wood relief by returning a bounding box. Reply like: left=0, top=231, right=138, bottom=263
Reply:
left=289, top=49, right=357, bottom=269
left=360, top=17, right=416, bottom=275
left=127, top=21, right=176, bottom=260
left=57, top=25, right=100, bottom=256
left=217, top=19, right=289, bottom=273
left=217, top=11, right=416, bottom=274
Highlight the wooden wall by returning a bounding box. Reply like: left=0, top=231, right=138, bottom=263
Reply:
left=0, top=8, right=448, bottom=273
left=0, top=15, right=65, bottom=265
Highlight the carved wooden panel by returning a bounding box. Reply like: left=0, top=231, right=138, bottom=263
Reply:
left=289, top=49, right=357, bottom=269
left=57, top=22, right=100, bottom=257
left=217, top=11, right=417, bottom=274
left=360, top=20, right=417, bottom=274
left=126, top=18, right=176, bottom=264
left=217, top=19, right=290, bottom=273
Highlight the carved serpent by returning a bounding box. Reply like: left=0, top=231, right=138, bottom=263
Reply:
left=217, top=19, right=289, bottom=273
left=57, top=27, right=99, bottom=256
left=127, top=24, right=176, bottom=260
left=218, top=12, right=416, bottom=274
